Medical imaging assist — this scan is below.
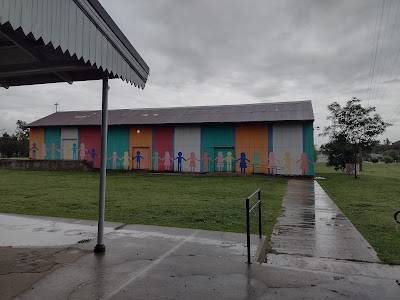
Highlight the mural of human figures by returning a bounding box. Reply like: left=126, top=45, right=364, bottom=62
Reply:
left=237, top=152, right=250, bottom=173
left=281, top=152, right=294, bottom=175
left=296, top=152, right=315, bottom=176
left=215, top=151, right=224, bottom=172
left=29, top=143, right=39, bottom=159
left=174, top=152, right=187, bottom=172
left=50, top=143, right=60, bottom=160
left=72, top=143, right=78, bottom=160
left=120, top=151, right=131, bottom=170
left=108, top=151, right=119, bottom=170
left=78, top=143, right=87, bottom=160
left=132, top=151, right=144, bottom=169
left=41, top=142, right=48, bottom=159
left=88, top=148, right=99, bottom=167
left=188, top=152, right=199, bottom=173
left=268, top=152, right=280, bottom=175
left=225, top=151, right=235, bottom=172
left=160, top=151, right=173, bottom=171
left=152, top=151, right=160, bottom=171
left=200, top=152, right=212, bottom=172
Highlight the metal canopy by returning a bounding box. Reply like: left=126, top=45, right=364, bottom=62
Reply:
left=0, top=0, right=149, bottom=88
left=0, top=0, right=149, bottom=253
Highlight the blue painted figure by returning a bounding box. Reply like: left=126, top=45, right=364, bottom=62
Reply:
left=72, top=143, right=78, bottom=160
left=174, top=151, right=187, bottom=172
left=237, top=152, right=251, bottom=173
left=89, top=148, right=99, bottom=167
left=132, top=151, right=144, bottom=169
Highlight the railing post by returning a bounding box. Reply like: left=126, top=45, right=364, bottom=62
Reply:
left=246, top=197, right=251, bottom=264
left=258, top=190, right=262, bottom=238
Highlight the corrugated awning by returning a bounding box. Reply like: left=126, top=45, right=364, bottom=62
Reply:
left=0, top=0, right=149, bottom=88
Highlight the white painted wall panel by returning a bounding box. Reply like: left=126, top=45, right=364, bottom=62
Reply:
left=272, top=123, right=303, bottom=175
left=61, top=128, right=78, bottom=160
left=173, top=127, right=201, bottom=172
left=61, top=128, right=78, bottom=139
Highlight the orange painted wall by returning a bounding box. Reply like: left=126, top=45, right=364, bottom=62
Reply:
left=235, top=124, right=268, bottom=174
left=29, top=128, right=45, bottom=159
left=129, top=127, right=152, bottom=169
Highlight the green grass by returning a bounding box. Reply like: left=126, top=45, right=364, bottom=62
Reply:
left=0, top=170, right=288, bottom=238
left=315, top=162, right=400, bottom=264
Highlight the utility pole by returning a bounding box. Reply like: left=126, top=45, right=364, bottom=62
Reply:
left=54, top=102, right=59, bottom=112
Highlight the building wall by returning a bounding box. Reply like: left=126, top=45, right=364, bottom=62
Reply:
left=130, top=127, right=152, bottom=170
left=79, top=127, right=101, bottom=168
left=272, top=123, right=303, bottom=175
left=30, top=122, right=315, bottom=175
left=107, top=127, right=130, bottom=170
left=173, top=126, right=201, bottom=172
left=201, top=125, right=235, bottom=172
left=153, top=127, right=173, bottom=171
left=235, top=124, right=268, bottom=174
left=44, top=128, right=61, bottom=160
left=61, top=128, right=79, bottom=160
left=29, top=127, right=45, bottom=159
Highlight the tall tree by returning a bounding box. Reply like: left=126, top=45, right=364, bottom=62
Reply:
left=320, top=97, right=391, bottom=178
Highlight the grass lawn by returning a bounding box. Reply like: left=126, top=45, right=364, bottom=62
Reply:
left=315, top=162, right=400, bottom=264
left=0, top=170, right=288, bottom=239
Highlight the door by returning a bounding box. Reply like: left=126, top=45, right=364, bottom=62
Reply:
left=62, top=139, right=78, bottom=160
left=132, top=147, right=150, bottom=170
left=213, top=147, right=235, bottom=172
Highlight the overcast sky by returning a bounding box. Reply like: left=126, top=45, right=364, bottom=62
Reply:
left=1, top=0, right=399, bottom=146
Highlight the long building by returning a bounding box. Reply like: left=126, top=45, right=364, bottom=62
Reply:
left=28, top=101, right=315, bottom=176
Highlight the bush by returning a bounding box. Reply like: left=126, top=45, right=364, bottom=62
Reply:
left=384, top=156, right=393, bottom=164
left=371, top=157, right=379, bottom=163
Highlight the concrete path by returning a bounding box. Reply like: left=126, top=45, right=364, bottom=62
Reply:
left=268, top=180, right=380, bottom=262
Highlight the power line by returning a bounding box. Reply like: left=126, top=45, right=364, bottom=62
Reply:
left=368, top=0, right=385, bottom=104
left=371, top=0, right=393, bottom=105
left=367, top=0, right=381, bottom=104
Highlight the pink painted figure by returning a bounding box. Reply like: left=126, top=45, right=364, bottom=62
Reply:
left=268, top=152, right=280, bottom=175
left=41, top=142, right=47, bottom=159
left=108, top=151, right=119, bottom=170
left=160, top=151, right=173, bottom=171
left=215, top=151, right=224, bottom=172
left=296, top=152, right=315, bottom=176
left=201, top=152, right=212, bottom=173
left=188, top=152, right=200, bottom=173
left=78, top=143, right=87, bottom=160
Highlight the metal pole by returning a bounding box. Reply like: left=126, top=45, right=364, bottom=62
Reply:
left=94, top=75, right=109, bottom=253
left=258, top=190, right=262, bottom=238
left=246, top=198, right=251, bottom=264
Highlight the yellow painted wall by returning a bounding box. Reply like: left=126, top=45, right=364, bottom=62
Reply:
left=235, top=124, right=268, bottom=174
left=129, top=127, right=152, bottom=169
left=29, top=127, right=45, bottom=159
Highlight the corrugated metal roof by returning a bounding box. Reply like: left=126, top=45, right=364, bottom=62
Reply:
left=0, top=0, right=149, bottom=88
left=29, top=101, right=314, bottom=127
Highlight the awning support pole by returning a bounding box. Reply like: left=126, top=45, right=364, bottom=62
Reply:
left=94, top=75, right=109, bottom=253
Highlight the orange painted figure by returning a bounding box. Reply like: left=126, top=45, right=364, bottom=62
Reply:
left=201, top=152, right=212, bottom=172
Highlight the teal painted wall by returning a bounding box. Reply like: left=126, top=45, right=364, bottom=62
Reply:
left=302, top=122, right=315, bottom=175
left=107, top=127, right=130, bottom=170
left=44, top=128, right=61, bottom=160
left=200, top=126, right=235, bottom=172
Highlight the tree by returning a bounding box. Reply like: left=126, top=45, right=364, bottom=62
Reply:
left=0, top=120, right=30, bottom=158
left=320, top=97, right=391, bottom=178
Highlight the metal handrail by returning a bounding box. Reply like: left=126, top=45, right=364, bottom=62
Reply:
left=395, top=211, right=400, bottom=224
left=245, top=188, right=262, bottom=264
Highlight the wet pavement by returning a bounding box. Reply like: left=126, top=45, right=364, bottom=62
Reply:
left=1, top=180, right=400, bottom=299
left=268, top=180, right=380, bottom=262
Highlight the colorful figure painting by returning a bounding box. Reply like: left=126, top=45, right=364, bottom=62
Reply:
left=132, top=151, right=144, bottom=170
left=121, top=151, right=131, bottom=170
left=215, top=151, right=224, bottom=172
left=268, top=152, right=279, bottom=175
left=152, top=152, right=160, bottom=171
left=78, top=143, right=87, bottom=160
left=201, top=152, right=212, bottom=172
left=109, top=151, right=120, bottom=170
left=160, top=151, right=173, bottom=171
left=41, top=142, right=47, bottom=159
left=253, top=152, right=260, bottom=173
left=174, top=152, right=187, bottom=172
left=188, top=152, right=199, bottom=173
left=282, top=152, right=293, bottom=175
left=237, top=152, right=250, bottom=173
left=225, top=151, right=235, bottom=172
left=88, top=148, right=99, bottom=167
left=296, top=152, right=315, bottom=176
left=29, top=143, right=39, bottom=159
left=72, top=143, right=78, bottom=160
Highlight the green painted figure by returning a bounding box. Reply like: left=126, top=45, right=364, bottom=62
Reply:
left=152, top=151, right=159, bottom=171
left=72, top=143, right=77, bottom=160
left=253, top=152, right=260, bottom=173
